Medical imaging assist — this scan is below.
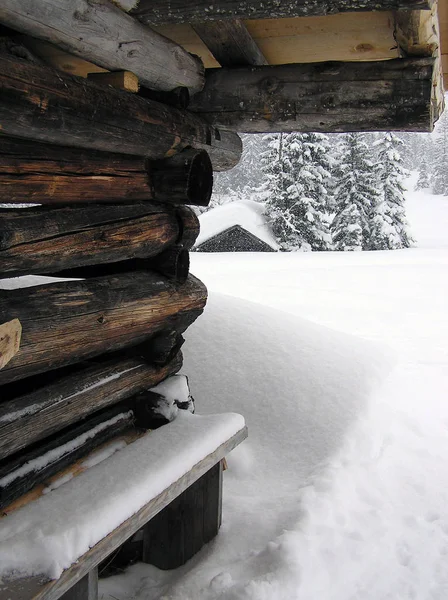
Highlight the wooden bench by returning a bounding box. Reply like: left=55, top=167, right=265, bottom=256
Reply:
left=0, top=411, right=247, bottom=600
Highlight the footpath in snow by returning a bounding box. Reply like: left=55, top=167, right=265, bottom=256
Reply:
left=100, top=191, right=448, bottom=600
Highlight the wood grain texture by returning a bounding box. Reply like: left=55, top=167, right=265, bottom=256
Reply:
left=0, top=204, right=180, bottom=278
left=0, top=0, right=204, bottom=94
left=0, top=352, right=182, bottom=460
left=190, top=58, right=435, bottom=133
left=0, top=272, right=207, bottom=385
left=0, top=137, right=152, bottom=204
left=0, top=55, right=242, bottom=171
left=0, top=138, right=214, bottom=205
left=193, top=20, right=267, bottom=66
left=1, top=426, right=248, bottom=600
left=131, top=0, right=433, bottom=24
left=0, top=319, right=22, bottom=370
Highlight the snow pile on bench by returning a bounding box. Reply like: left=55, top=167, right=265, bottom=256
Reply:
left=0, top=411, right=245, bottom=580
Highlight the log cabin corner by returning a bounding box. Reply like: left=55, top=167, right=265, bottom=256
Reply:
left=0, top=1, right=446, bottom=598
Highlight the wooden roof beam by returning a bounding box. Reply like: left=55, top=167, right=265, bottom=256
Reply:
left=131, top=0, right=433, bottom=25
left=189, top=59, right=436, bottom=133
left=0, top=54, right=241, bottom=171
left=193, top=19, right=267, bottom=66
left=0, top=0, right=204, bottom=94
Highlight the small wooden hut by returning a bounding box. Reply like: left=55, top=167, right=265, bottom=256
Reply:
left=195, top=200, right=278, bottom=252
left=0, top=1, right=446, bottom=598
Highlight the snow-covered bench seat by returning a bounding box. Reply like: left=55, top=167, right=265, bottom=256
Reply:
left=0, top=411, right=247, bottom=600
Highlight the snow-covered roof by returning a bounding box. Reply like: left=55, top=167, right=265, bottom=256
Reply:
left=196, top=200, right=278, bottom=250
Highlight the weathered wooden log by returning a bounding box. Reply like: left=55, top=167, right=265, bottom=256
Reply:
left=176, top=206, right=201, bottom=250
left=0, top=55, right=242, bottom=171
left=0, top=0, right=204, bottom=94
left=193, top=20, right=267, bottom=67
left=52, top=247, right=190, bottom=284
left=0, top=204, right=183, bottom=278
left=0, top=273, right=207, bottom=385
left=0, top=138, right=214, bottom=205
left=0, top=351, right=182, bottom=461
left=190, top=59, right=436, bottom=133
left=150, top=149, right=213, bottom=207
left=131, top=0, right=433, bottom=24
left=0, top=406, right=135, bottom=510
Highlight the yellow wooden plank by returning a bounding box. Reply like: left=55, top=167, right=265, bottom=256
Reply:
left=153, top=12, right=399, bottom=67
left=87, top=70, right=140, bottom=92
left=0, top=319, right=22, bottom=370
left=245, top=12, right=399, bottom=64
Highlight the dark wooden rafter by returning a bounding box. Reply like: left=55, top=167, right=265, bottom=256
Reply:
left=0, top=0, right=204, bottom=94
left=0, top=273, right=207, bottom=385
left=0, top=54, right=242, bottom=171
left=193, top=20, right=267, bottom=67
left=189, top=58, right=436, bottom=133
left=131, top=0, right=433, bottom=25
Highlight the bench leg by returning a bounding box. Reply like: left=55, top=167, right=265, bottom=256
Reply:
left=60, top=568, right=98, bottom=600
left=143, top=461, right=223, bottom=570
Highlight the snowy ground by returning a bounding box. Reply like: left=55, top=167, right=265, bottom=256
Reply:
left=101, top=190, right=448, bottom=600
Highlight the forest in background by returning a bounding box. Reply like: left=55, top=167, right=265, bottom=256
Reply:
left=206, top=107, right=448, bottom=252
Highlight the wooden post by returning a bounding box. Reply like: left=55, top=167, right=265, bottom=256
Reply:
left=0, top=54, right=242, bottom=171
left=60, top=569, right=98, bottom=600
left=190, top=58, right=436, bottom=133
left=0, top=0, right=204, bottom=94
left=143, top=462, right=223, bottom=569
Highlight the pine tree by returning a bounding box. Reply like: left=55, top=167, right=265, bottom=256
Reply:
left=432, top=111, right=448, bottom=196
left=262, top=132, right=333, bottom=251
left=331, top=133, right=378, bottom=250
left=370, top=133, right=412, bottom=250
left=415, top=157, right=431, bottom=191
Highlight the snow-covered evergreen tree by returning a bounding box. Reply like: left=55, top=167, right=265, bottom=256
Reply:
left=432, top=111, right=448, bottom=196
left=331, top=133, right=378, bottom=250
left=415, top=157, right=431, bottom=191
left=370, top=133, right=412, bottom=250
left=262, top=132, right=333, bottom=251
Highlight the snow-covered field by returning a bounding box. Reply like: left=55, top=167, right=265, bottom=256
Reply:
left=101, top=190, right=448, bottom=600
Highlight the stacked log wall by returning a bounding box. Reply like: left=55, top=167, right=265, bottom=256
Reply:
left=0, top=24, right=215, bottom=512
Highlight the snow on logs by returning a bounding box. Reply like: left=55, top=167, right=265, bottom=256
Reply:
left=0, top=351, right=183, bottom=462
left=190, top=59, right=436, bottom=133
left=131, top=0, right=433, bottom=24
left=0, top=0, right=205, bottom=95
left=0, top=273, right=207, bottom=385
left=0, top=203, right=199, bottom=278
left=0, top=139, right=214, bottom=206
left=0, top=55, right=242, bottom=172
